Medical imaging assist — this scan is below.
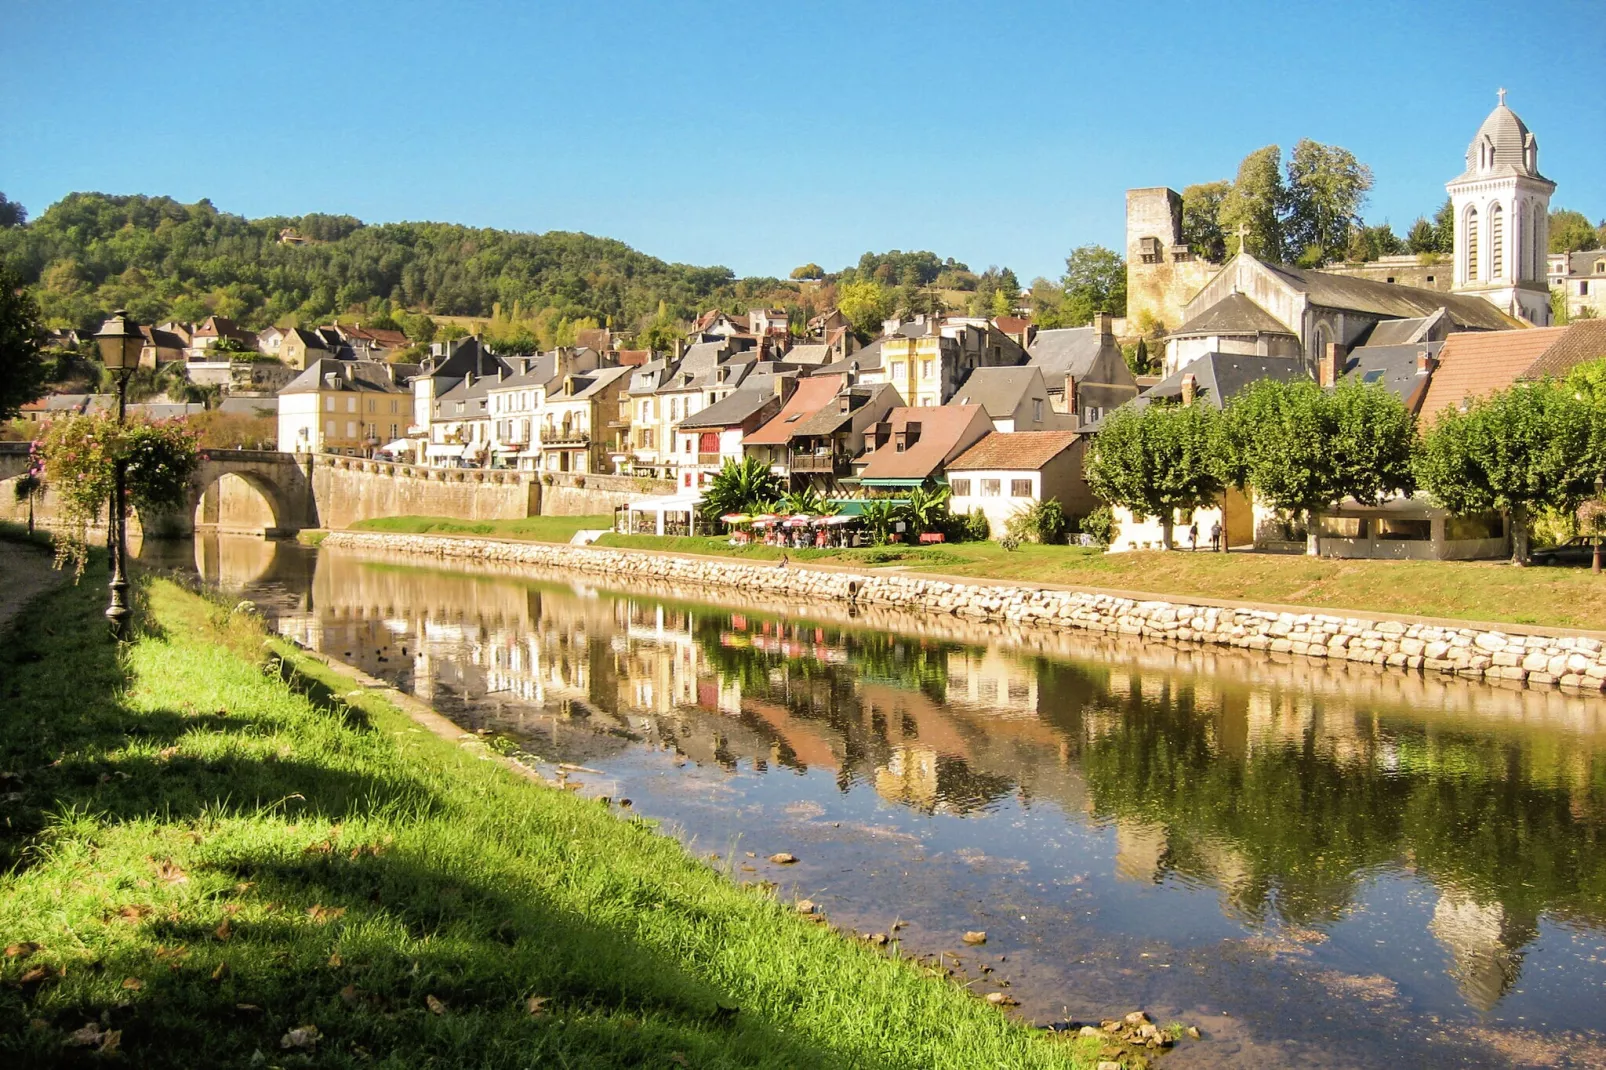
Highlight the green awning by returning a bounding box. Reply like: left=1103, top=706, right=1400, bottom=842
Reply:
left=859, top=478, right=928, bottom=488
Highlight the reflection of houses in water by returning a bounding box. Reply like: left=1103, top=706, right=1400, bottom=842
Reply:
left=1429, top=890, right=1538, bottom=1012
left=1114, top=819, right=1169, bottom=884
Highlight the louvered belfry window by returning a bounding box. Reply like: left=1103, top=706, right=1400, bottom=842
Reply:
left=1490, top=204, right=1504, bottom=280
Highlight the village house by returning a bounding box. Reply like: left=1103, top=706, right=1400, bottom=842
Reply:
left=1548, top=248, right=1606, bottom=320
left=138, top=325, right=188, bottom=369
left=672, top=370, right=793, bottom=491
left=1027, top=315, right=1142, bottom=427
left=277, top=358, right=409, bottom=456
left=741, top=373, right=845, bottom=481
left=781, top=381, right=903, bottom=494
left=946, top=430, right=1093, bottom=537
left=1417, top=320, right=1606, bottom=424
left=949, top=365, right=1073, bottom=432
left=535, top=365, right=633, bottom=474
left=619, top=356, right=677, bottom=478
left=865, top=316, right=1028, bottom=408
left=278, top=327, right=338, bottom=371
left=854, top=403, right=993, bottom=492
left=407, top=338, right=510, bottom=465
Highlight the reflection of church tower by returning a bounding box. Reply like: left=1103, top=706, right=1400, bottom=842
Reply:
left=1447, top=90, right=1555, bottom=326
left=1428, top=890, right=1538, bottom=1012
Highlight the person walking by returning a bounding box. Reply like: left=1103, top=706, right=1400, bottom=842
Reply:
left=1210, top=519, right=1223, bottom=552
left=1188, top=521, right=1199, bottom=551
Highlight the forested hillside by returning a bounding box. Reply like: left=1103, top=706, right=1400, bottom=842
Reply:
left=0, top=192, right=800, bottom=345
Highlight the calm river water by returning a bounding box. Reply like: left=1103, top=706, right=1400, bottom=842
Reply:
left=139, top=535, right=1606, bottom=1069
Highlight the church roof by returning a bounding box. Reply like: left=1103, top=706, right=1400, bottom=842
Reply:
left=1170, top=292, right=1296, bottom=338
left=1451, top=94, right=1551, bottom=184
left=1259, top=262, right=1520, bottom=331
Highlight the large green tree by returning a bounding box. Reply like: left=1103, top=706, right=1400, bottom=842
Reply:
left=1219, top=146, right=1286, bottom=260
left=836, top=279, right=893, bottom=340
left=1550, top=208, right=1602, bottom=253
left=1059, top=245, right=1126, bottom=324
left=1416, top=382, right=1601, bottom=564
left=1180, top=181, right=1231, bottom=262
left=1084, top=402, right=1224, bottom=550
left=0, top=193, right=24, bottom=229
left=0, top=264, right=48, bottom=420
left=1282, top=139, right=1374, bottom=267
left=1219, top=379, right=1415, bottom=556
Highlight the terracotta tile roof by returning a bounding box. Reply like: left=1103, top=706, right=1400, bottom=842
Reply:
left=744, top=374, right=842, bottom=445
left=948, top=430, right=1081, bottom=471
left=1524, top=319, right=1606, bottom=379
left=993, top=316, right=1031, bottom=334
left=1417, top=326, right=1567, bottom=423
left=857, top=404, right=991, bottom=481
left=616, top=349, right=651, bottom=366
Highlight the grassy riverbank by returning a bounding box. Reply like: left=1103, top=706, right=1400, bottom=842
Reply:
left=351, top=513, right=612, bottom=541
left=0, top=558, right=1093, bottom=1068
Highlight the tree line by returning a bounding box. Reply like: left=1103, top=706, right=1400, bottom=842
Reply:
left=1085, top=370, right=1606, bottom=562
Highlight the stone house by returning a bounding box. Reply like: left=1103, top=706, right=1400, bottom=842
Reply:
left=536, top=365, right=633, bottom=474
left=137, top=326, right=188, bottom=369
left=672, top=376, right=789, bottom=492
left=278, top=328, right=337, bottom=371
left=1548, top=248, right=1606, bottom=320
left=278, top=358, right=409, bottom=457
left=946, top=430, right=1093, bottom=538
left=950, top=365, right=1073, bottom=433
left=780, top=382, right=903, bottom=494
left=855, top=404, right=993, bottom=491
left=1026, top=313, right=1141, bottom=427
left=866, top=316, right=1027, bottom=409
left=742, top=373, right=845, bottom=479
left=1417, top=320, right=1606, bottom=424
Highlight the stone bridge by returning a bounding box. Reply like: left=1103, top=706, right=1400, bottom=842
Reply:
left=0, top=442, right=318, bottom=537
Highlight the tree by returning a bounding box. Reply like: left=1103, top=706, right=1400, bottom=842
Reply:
left=1084, top=402, right=1224, bottom=550
left=700, top=456, right=783, bottom=522
left=1564, top=358, right=1606, bottom=404
left=1219, top=146, right=1285, bottom=260
left=790, top=263, right=824, bottom=281
left=837, top=279, right=893, bottom=340
left=1283, top=139, right=1374, bottom=267
left=1417, top=382, right=1601, bottom=564
left=1026, top=277, right=1069, bottom=328
left=0, top=264, right=48, bottom=421
left=1180, top=181, right=1231, bottom=262
left=1550, top=209, right=1600, bottom=253
left=1219, top=379, right=1414, bottom=556
left=1059, top=245, right=1126, bottom=325
left=1406, top=216, right=1440, bottom=255
left=990, top=287, right=1014, bottom=318
left=1433, top=198, right=1456, bottom=254
left=1346, top=223, right=1404, bottom=262
left=0, top=192, right=24, bottom=228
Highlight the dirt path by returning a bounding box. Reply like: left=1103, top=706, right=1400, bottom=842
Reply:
left=0, top=538, right=64, bottom=636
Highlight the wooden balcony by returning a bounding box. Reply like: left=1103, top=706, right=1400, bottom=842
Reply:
left=788, top=452, right=851, bottom=475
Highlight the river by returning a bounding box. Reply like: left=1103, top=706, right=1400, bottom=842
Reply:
left=137, top=534, right=1606, bottom=1069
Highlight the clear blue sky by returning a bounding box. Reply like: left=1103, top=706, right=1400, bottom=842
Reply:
left=4, top=0, right=1602, bottom=282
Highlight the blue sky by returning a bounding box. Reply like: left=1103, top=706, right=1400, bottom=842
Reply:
left=4, top=0, right=1602, bottom=282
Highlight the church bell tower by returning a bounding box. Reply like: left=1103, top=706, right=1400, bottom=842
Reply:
left=1447, top=90, right=1555, bottom=325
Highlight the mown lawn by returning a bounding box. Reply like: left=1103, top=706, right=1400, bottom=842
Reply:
left=351, top=514, right=613, bottom=542
left=0, top=556, right=1093, bottom=1069
left=591, top=533, right=1606, bottom=630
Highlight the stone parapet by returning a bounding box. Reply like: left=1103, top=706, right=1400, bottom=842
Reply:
left=319, top=532, right=1606, bottom=695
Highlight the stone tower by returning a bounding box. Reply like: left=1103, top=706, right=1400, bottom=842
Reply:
left=1124, top=188, right=1220, bottom=334
left=1447, top=90, right=1555, bottom=325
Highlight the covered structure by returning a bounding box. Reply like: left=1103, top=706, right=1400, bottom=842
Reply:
left=615, top=493, right=705, bottom=537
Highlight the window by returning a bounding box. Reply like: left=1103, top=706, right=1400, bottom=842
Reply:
left=1033, top=399, right=1043, bottom=423
left=324, top=419, right=335, bottom=438
left=1011, top=479, right=1032, bottom=497
left=1490, top=203, right=1504, bottom=279
left=390, top=400, right=398, bottom=414
left=921, top=359, right=933, bottom=380
left=1465, top=206, right=1479, bottom=281
left=347, top=397, right=356, bottom=413
left=390, top=423, right=399, bottom=438
left=981, top=479, right=1001, bottom=496
left=950, top=478, right=972, bottom=496
left=1139, top=236, right=1162, bottom=264
left=1583, top=281, right=1591, bottom=296
left=891, top=361, right=905, bottom=380
left=346, top=421, right=356, bottom=438
left=324, top=396, right=335, bottom=412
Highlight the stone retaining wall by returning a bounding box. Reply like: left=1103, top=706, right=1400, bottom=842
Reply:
left=320, top=532, right=1606, bottom=695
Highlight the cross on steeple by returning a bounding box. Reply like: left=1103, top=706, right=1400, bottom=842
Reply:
left=1237, top=222, right=1250, bottom=256
left=1497, top=87, right=1507, bottom=106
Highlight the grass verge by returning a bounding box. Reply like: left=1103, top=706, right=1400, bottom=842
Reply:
left=590, top=533, right=1606, bottom=630
left=351, top=514, right=613, bottom=543
left=0, top=561, right=1093, bottom=1069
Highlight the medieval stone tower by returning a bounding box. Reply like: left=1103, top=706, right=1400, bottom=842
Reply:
left=1124, top=188, right=1221, bottom=334
left=1447, top=90, right=1555, bottom=325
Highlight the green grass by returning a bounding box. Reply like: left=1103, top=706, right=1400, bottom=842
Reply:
left=0, top=559, right=1094, bottom=1069
left=590, top=533, right=1606, bottom=630
left=350, top=514, right=614, bottom=543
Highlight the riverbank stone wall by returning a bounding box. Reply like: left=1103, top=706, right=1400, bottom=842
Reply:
left=320, top=532, right=1606, bottom=694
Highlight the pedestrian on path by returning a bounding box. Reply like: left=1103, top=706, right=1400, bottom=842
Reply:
left=1210, top=520, right=1222, bottom=552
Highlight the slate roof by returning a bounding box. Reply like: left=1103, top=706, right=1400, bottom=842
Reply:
left=554, top=365, right=631, bottom=400
left=1259, top=262, right=1520, bottom=330
left=1336, top=343, right=1443, bottom=413
left=1525, top=319, right=1606, bottom=378
left=1453, top=99, right=1549, bottom=183
left=654, top=341, right=727, bottom=393
left=789, top=383, right=899, bottom=438
left=281, top=358, right=405, bottom=395
left=219, top=396, right=278, bottom=416
left=1358, top=310, right=1446, bottom=347
left=857, top=404, right=991, bottom=481
left=814, top=340, right=883, bottom=378
left=1416, top=327, right=1569, bottom=423
left=781, top=343, right=833, bottom=366
left=1170, top=292, right=1296, bottom=337
left=948, top=430, right=1080, bottom=472
left=1028, top=327, right=1102, bottom=378
left=1123, top=354, right=1308, bottom=415
left=745, top=374, right=843, bottom=445
left=951, top=366, right=1043, bottom=419
left=676, top=386, right=778, bottom=429
left=1556, top=249, right=1606, bottom=276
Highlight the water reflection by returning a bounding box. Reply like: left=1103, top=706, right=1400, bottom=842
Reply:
left=178, top=537, right=1606, bottom=1042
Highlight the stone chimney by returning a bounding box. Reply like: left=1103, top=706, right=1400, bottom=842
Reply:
left=846, top=359, right=860, bottom=388
left=1092, top=311, right=1113, bottom=339
left=1065, top=373, right=1078, bottom=418
left=1181, top=373, right=1197, bottom=407
left=674, top=338, right=685, bottom=360
left=464, top=371, right=475, bottom=390
left=1319, top=341, right=1346, bottom=388
left=1417, top=348, right=1438, bottom=375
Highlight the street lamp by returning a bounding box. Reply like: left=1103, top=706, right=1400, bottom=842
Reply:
left=94, top=309, right=143, bottom=639
left=1595, top=475, right=1604, bottom=576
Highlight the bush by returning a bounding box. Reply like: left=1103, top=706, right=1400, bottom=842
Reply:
left=1005, top=499, right=1066, bottom=545
left=1080, top=504, right=1115, bottom=546
left=541, top=473, right=555, bottom=486
left=999, top=534, right=1021, bottom=552
left=962, top=508, right=990, bottom=542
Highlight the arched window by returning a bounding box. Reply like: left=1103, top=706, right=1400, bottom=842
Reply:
left=1465, top=206, right=1480, bottom=282
left=1312, top=321, right=1331, bottom=363
left=1534, top=204, right=1547, bottom=281
left=1514, top=201, right=1528, bottom=282
left=1490, top=203, right=1504, bottom=280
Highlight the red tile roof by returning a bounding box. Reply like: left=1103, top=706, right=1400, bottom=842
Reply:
left=857, top=405, right=992, bottom=481
left=744, top=374, right=842, bottom=445
left=1418, top=326, right=1568, bottom=423
left=948, top=430, right=1081, bottom=471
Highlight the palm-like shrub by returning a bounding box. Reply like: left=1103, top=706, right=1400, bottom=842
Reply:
left=902, top=485, right=952, bottom=536
left=700, top=456, right=784, bottom=522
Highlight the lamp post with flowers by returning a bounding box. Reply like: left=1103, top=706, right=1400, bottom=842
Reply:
left=93, top=310, right=143, bottom=638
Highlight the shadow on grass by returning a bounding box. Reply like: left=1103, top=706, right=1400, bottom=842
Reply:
left=0, top=570, right=853, bottom=1069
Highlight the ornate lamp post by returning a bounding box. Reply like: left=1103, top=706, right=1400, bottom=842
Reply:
left=1594, top=476, right=1604, bottom=576
left=94, top=310, right=143, bottom=638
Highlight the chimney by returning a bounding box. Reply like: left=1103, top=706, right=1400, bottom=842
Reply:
left=498, top=364, right=506, bottom=382
left=1319, top=341, right=1346, bottom=388
left=1065, top=373, right=1078, bottom=417
left=522, top=357, right=533, bottom=375
left=846, top=359, right=859, bottom=388
left=1181, top=373, right=1197, bottom=407
left=1092, top=311, right=1113, bottom=339
left=674, top=338, right=685, bottom=360
left=1416, top=348, right=1438, bottom=376
left=464, top=371, right=475, bottom=389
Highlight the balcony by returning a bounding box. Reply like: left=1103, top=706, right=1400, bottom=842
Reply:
left=540, top=428, right=590, bottom=446
left=697, top=451, right=724, bottom=466
left=788, top=451, right=852, bottom=475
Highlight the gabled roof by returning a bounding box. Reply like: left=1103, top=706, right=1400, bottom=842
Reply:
left=781, top=343, right=832, bottom=366
left=423, top=338, right=507, bottom=382
left=815, top=340, right=882, bottom=377
left=790, top=382, right=900, bottom=438
left=1357, top=309, right=1449, bottom=347
left=951, top=365, right=1046, bottom=419
left=139, top=326, right=188, bottom=350
left=677, top=386, right=780, bottom=430
left=1337, top=342, right=1443, bottom=414
left=617, top=349, right=651, bottom=366
left=948, top=430, right=1081, bottom=472
left=1525, top=319, right=1606, bottom=379
left=1416, top=327, right=1571, bottom=423
left=992, top=316, right=1031, bottom=335
left=1259, top=262, right=1520, bottom=330
left=857, top=404, right=991, bottom=481
left=1129, top=354, right=1308, bottom=414
left=1171, top=292, right=1296, bottom=338
left=283, top=327, right=333, bottom=351
left=550, top=365, right=631, bottom=401
left=1555, top=248, right=1606, bottom=277
left=281, top=358, right=404, bottom=395
left=655, top=342, right=726, bottom=393
left=744, top=374, right=843, bottom=445
left=1028, top=327, right=1102, bottom=378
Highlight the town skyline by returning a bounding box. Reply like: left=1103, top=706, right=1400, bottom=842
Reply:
left=4, top=0, right=1603, bottom=283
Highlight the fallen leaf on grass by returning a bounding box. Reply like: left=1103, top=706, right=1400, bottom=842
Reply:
left=327, top=953, right=342, bottom=967
left=118, top=904, right=151, bottom=924
left=211, top=962, right=230, bottom=981
left=121, top=977, right=143, bottom=991
left=158, top=747, right=179, bottom=761
left=6, top=941, right=40, bottom=960
left=340, top=984, right=361, bottom=1007
left=426, top=994, right=447, bottom=1015
left=526, top=995, right=550, bottom=1017
left=20, top=965, right=54, bottom=984
left=306, top=904, right=346, bottom=924
left=64, top=1023, right=107, bottom=1048
left=153, top=860, right=188, bottom=885
left=669, top=1055, right=689, bottom=1067
left=214, top=919, right=233, bottom=942
left=280, top=1024, right=319, bottom=1049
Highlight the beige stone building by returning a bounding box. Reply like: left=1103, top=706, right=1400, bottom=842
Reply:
left=278, top=358, right=410, bottom=456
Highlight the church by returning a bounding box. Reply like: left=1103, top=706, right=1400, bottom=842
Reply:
left=1127, top=92, right=1556, bottom=378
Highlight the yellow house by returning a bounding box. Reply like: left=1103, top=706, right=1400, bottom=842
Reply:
left=277, top=358, right=409, bottom=456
